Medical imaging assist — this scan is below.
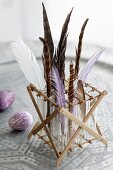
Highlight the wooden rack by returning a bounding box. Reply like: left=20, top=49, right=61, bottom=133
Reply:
left=27, top=83, right=108, bottom=166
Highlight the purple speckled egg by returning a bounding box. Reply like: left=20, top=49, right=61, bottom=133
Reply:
left=8, top=111, right=33, bottom=130
left=0, top=90, right=15, bottom=112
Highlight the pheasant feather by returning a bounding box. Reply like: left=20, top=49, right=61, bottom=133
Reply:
left=42, top=3, right=54, bottom=60
left=39, top=37, right=51, bottom=92
left=39, top=37, right=51, bottom=118
left=68, top=62, right=75, bottom=134
left=75, top=18, right=89, bottom=79
left=54, top=8, right=73, bottom=81
left=68, top=62, right=75, bottom=111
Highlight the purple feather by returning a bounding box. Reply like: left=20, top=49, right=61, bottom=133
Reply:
left=51, top=66, right=66, bottom=132
left=78, top=48, right=104, bottom=82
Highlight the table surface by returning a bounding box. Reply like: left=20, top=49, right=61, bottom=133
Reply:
left=0, top=43, right=113, bottom=170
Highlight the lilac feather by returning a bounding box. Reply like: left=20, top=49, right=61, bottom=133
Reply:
left=78, top=48, right=104, bottom=82
left=51, top=66, right=66, bottom=132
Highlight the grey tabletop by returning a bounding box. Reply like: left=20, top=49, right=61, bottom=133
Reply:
left=0, top=42, right=113, bottom=170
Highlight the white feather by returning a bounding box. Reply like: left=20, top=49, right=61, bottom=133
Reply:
left=11, top=37, right=45, bottom=90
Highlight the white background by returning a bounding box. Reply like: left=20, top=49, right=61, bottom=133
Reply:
left=0, top=0, right=112, bottom=49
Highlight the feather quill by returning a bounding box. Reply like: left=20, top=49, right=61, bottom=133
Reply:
left=42, top=3, right=54, bottom=60
left=54, top=8, right=73, bottom=81
left=11, top=37, right=45, bottom=90
left=75, top=18, right=89, bottom=79
left=51, top=66, right=66, bottom=133
left=78, top=48, right=105, bottom=82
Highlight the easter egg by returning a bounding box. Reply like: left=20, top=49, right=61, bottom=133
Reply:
left=0, top=90, right=15, bottom=112
left=8, top=111, right=33, bottom=130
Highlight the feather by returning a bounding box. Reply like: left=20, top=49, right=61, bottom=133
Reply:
left=78, top=48, right=105, bottom=82
left=51, top=66, right=66, bottom=133
left=68, top=62, right=75, bottom=111
left=54, top=35, right=68, bottom=81
left=53, top=49, right=57, bottom=65
left=39, top=37, right=51, bottom=118
left=75, top=18, right=89, bottom=79
left=77, top=80, right=85, bottom=100
left=59, top=35, right=68, bottom=81
left=77, top=80, right=86, bottom=118
left=54, top=8, right=73, bottom=81
left=68, top=62, right=75, bottom=134
left=58, top=8, right=73, bottom=50
left=39, top=37, right=51, bottom=94
left=11, top=37, right=45, bottom=90
left=42, top=3, right=54, bottom=60
left=41, top=54, right=46, bottom=79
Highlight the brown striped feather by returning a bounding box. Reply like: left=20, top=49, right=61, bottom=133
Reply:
left=68, top=62, right=75, bottom=134
left=42, top=3, right=54, bottom=60
left=55, top=8, right=73, bottom=81
left=39, top=37, right=51, bottom=119
left=75, top=18, right=89, bottom=79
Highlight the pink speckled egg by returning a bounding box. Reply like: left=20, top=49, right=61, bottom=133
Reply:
left=0, top=90, right=15, bottom=112
left=8, top=111, right=33, bottom=130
